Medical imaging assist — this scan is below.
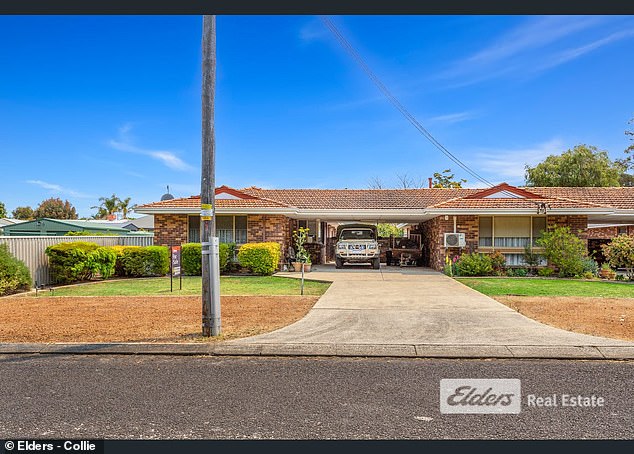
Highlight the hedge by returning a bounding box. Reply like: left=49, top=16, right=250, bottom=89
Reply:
left=0, top=243, right=32, bottom=296
left=117, top=245, right=169, bottom=277
left=182, top=242, right=234, bottom=275
left=237, top=242, right=281, bottom=276
left=45, top=241, right=116, bottom=284
left=454, top=253, right=494, bottom=277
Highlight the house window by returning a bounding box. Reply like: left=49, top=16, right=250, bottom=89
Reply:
left=478, top=216, right=546, bottom=249
left=188, top=216, right=200, bottom=243
left=188, top=215, right=247, bottom=245
left=479, top=217, right=492, bottom=247
left=504, top=253, right=547, bottom=266
left=618, top=226, right=627, bottom=235
left=297, top=219, right=319, bottom=242
left=532, top=217, right=547, bottom=245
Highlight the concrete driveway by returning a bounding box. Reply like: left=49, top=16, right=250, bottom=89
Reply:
left=229, top=264, right=633, bottom=358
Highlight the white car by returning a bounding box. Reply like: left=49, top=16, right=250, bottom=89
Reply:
left=335, top=224, right=380, bottom=269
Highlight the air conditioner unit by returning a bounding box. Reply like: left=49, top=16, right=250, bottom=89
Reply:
left=444, top=232, right=466, bottom=248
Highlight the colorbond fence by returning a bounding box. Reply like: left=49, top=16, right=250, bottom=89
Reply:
left=0, top=235, right=154, bottom=286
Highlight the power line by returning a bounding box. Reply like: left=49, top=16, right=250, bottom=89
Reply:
left=320, top=16, right=495, bottom=188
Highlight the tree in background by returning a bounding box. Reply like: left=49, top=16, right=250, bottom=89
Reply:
left=432, top=169, right=466, bottom=188
left=377, top=223, right=404, bottom=238
left=33, top=198, right=78, bottom=220
left=525, top=144, right=621, bottom=187
left=0, top=201, right=7, bottom=218
left=616, top=117, right=634, bottom=187
left=12, top=206, right=34, bottom=220
left=91, top=194, right=121, bottom=220
left=118, top=197, right=135, bottom=219
left=368, top=170, right=466, bottom=189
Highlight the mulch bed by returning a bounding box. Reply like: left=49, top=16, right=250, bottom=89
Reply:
left=494, top=296, right=634, bottom=341
left=0, top=295, right=317, bottom=343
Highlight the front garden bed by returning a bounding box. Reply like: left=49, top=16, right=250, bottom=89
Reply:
left=0, top=295, right=318, bottom=343
left=458, top=277, right=634, bottom=341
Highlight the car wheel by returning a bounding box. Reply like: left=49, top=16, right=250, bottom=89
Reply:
left=372, top=258, right=380, bottom=269
left=335, top=258, right=344, bottom=269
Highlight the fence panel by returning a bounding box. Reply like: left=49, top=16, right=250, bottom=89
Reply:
left=0, top=235, right=154, bottom=286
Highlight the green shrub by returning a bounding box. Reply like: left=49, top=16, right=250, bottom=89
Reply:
left=119, top=246, right=169, bottom=277
left=45, top=242, right=117, bottom=283
left=108, top=245, right=140, bottom=276
left=182, top=243, right=202, bottom=275
left=507, top=267, right=529, bottom=277
left=581, top=258, right=599, bottom=277
left=45, top=241, right=99, bottom=283
left=536, top=226, right=587, bottom=277
left=0, top=243, right=32, bottom=295
left=489, top=251, right=506, bottom=274
left=537, top=267, right=555, bottom=277
left=182, top=242, right=235, bottom=276
left=454, top=253, right=494, bottom=276
left=602, top=234, right=634, bottom=280
left=219, top=243, right=235, bottom=272
left=237, top=242, right=281, bottom=276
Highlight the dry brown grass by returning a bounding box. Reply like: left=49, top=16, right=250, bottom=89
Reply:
left=0, top=295, right=318, bottom=343
left=495, top=296, right=634, bottom=341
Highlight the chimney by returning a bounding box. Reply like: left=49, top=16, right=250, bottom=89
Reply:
left=107, top=214, right=116, bottom=221
left=428, top=177, right=433, bottom=188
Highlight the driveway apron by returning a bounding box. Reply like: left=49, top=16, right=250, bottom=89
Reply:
left=231, top=265, right=633, bottom=347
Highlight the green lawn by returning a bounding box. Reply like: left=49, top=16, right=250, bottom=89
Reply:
left=50, top=276, right=331, bottom=297
left=457, top=278, right=634, bottom=298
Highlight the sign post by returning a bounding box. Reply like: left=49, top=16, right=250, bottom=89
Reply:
left=170, top=245, right=182, bottom=292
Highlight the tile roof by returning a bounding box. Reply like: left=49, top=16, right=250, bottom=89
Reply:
left=134, top=185, right=634, bottom=212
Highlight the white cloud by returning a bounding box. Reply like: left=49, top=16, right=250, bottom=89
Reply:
left=427, top=111, right=477, bottom=124
left=26, top=180, right=94, bottom=199
left=537, top=29, right=634, bottom=71
left=108, top=124, right=194, bottom=172
left=470, top=138, right=564, bottom=183
left=299, top=18, right=328, bottom=43
left=435, top=16, right=608, bottom=85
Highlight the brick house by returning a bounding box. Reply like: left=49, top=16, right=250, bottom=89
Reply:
left=134, top=183, right=634, bottom=271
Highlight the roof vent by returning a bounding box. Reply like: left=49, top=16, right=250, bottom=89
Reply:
left=160, top=185, right=175, bottom=201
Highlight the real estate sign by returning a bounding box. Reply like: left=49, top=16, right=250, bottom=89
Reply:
left=171, top=245, right=181, bottom=277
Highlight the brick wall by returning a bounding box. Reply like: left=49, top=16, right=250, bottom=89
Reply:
left=153, top=214, right=188, bottom=247
left=547, top=215, right=588, bottom=244
left=420, top=215, right=478, bottom=270
left=587, top=225, right=634, bottom=239
left=247, top=215, right=292, bottom=266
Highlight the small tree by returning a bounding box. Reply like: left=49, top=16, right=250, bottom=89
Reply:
left=602, top=234, right=634, bottom=280
left=432, top=169, right=466, bottom=188
left=536, top=226, right=587, bottom=277
left=292, top=227, right=311, bottom=264
left=33, top=198, right=78, bottom=219
left=0, top=201, right=7, bottom=218
left=12, top=206, right=34, bottom=220
left=377, top=223, right=404, bottom=238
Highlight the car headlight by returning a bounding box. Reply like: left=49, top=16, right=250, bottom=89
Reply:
left=337, top=243, right=347, bottom=250
left=368, top=244, right=377, bottom=249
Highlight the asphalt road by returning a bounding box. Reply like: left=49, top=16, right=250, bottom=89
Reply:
left=0, top=355, right=632, bottom=439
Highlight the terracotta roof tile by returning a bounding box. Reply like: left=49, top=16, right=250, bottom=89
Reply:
left=135, top=185, right=634, bottom=211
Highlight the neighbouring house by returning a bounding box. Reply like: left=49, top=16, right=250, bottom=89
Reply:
left=134, top=183, right=634, bottom=271
left=84, top=215, right=155, bottom=232
left=0, top=218, right=26, bottom=235
left=0, top=218, right=154, bottom=237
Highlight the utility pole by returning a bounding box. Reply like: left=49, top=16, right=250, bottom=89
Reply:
left=201, top=15, right=221, bottom=336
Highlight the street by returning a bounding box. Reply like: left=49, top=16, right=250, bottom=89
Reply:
left=0, top=355, right=632, bottom=439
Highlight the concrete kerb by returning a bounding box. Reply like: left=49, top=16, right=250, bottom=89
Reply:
left=1, top=342, right=633, bottom=359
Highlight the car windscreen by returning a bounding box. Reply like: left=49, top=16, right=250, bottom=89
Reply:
left=340, top=229, right=375, bottom=240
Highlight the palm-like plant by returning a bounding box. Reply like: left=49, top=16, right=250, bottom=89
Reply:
left=118, top=197, right=135, bottom=219
left=91, top=194, right=121, bottom=219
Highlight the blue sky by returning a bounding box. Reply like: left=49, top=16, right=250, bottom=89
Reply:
left=1, top=15, right=633, bottom=218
